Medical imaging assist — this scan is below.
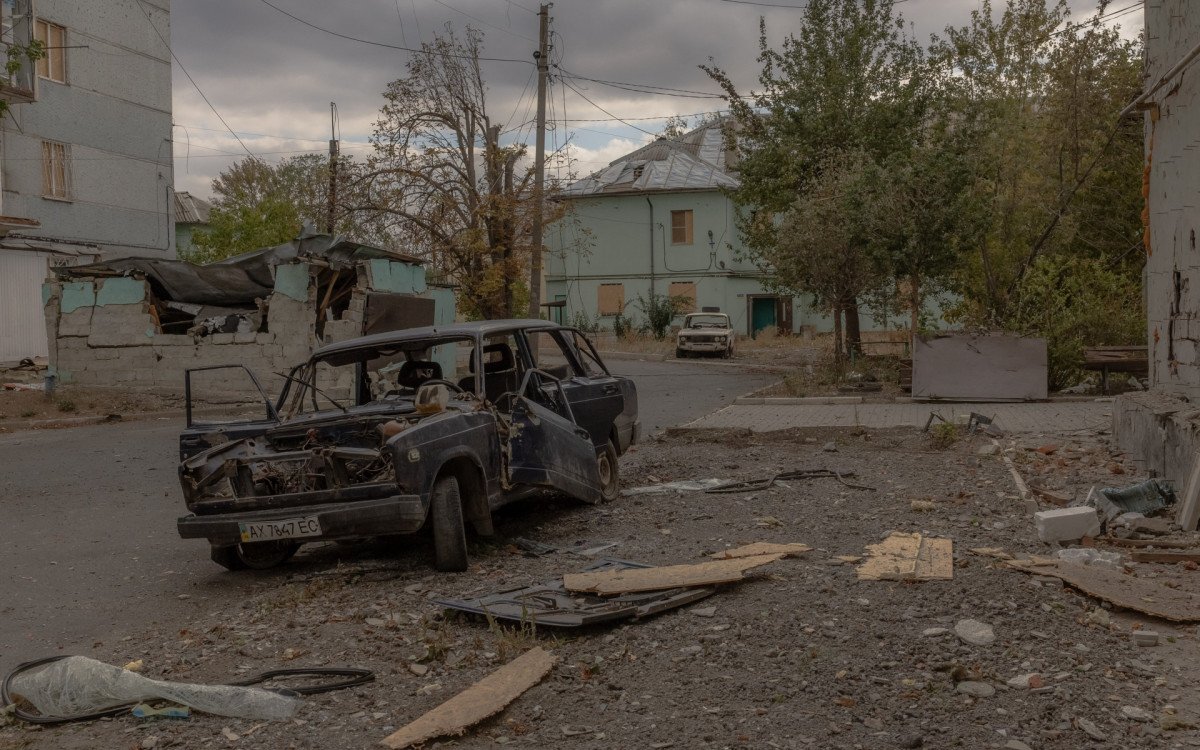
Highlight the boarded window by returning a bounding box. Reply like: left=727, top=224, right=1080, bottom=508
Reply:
left=597, top=283, right=624, bottom=316
left=34, top=20, right=66, bottom=83
left=668, top=282, right=697, bottom=313
left=41, top=141, right=70, bottom=199
left=670, top=210, right=693, bottom=245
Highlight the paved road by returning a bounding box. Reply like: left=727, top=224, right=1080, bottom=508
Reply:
left=0, top=358, right=774, bottom=674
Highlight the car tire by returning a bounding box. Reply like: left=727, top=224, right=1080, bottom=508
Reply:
left=210, top=541, right=300, bottom=571
left=598, top=439, right=620, bottom=502
left=431, top=475, right=469, bottom=572
left=723, top=345, right=733, bottom=359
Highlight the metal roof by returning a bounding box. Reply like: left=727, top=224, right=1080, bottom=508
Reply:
left=312, top=319, right=561, bottom=360
left=561, top=119, right=739, bottom=197
left=174, top=191, right=213, bottom=225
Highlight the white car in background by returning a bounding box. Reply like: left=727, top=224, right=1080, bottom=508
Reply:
left=675, top=312, right=735, bottom=359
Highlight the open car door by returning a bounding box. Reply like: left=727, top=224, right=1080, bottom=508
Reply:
left=504, top=373, right=603, bottom=504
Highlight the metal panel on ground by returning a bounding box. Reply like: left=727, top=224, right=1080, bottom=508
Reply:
left=0, top=249, right=49, bottom=362
left=912, top=334, right=1048, bottom=401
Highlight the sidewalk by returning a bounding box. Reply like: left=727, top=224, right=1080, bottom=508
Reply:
left=679, top=399, right=1113, bottom=433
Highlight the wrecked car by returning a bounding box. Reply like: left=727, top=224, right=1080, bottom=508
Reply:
left=675, top=312, right=735, bottom=359
left=176, top=320, right=639, bottom=572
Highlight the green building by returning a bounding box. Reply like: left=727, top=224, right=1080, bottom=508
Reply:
left=546, top=120, right=801, bottom=337
left=173, top=191, right=211, bottom=258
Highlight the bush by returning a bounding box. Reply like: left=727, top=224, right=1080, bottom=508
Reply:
left=612, top=311, right=633, bottom=340
left=569, top=310, right=600, bottom=334
left=634, top=292, right=689, bottom=340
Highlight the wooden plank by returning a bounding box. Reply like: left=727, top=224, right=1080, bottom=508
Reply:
left=380, top=648, right=557, bottom=749
left=1006, top=559, right=1200, bottom=622
left=709, top=542, right=812, bottom=560
left=1176, top=451, right=1200, bottom=531
left=857, top=533, right=954, bottom=581
left=563, top=553, right=784, bottom=595
left=1131, top=550, right=1200, bottom=564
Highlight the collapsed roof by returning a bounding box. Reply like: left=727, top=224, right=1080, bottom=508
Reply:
left=54, top=232, right=423, bottom=307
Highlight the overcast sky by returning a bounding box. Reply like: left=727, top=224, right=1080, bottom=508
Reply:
left=168, top=0, right=1142, bottom=198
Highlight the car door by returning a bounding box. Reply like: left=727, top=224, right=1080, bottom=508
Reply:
left=505, top=394, right=603, bottom=504
left=517, top=328, right=622, bottom=450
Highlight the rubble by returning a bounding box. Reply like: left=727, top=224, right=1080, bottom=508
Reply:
left=1034, top=506, right=1101, bottom=543
left=953, top=619, right=996, bottom=646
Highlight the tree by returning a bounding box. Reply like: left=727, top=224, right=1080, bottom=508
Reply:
left=774, top=150, right=885, bottom=364
left=350, top=27, right=560, bottom=319
left=704, top=0, right=931, bottom=352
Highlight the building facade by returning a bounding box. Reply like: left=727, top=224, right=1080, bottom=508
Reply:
left=0, top=0, right=174, bottom=362
left=545, top=121, right=804, bottom=337
left=173, top=190, right=211, bottom=257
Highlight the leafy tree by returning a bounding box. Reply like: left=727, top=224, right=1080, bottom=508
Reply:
left=350, top=27, right=562, bottom=319
left=187, top=194, right=301, bottom=264
left=704, top=0, right=931, bottom=352
left=774, top=150, right=885, bottom=363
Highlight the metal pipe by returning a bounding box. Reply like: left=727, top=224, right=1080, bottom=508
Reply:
left=1120, top=38, right=1200, bottom=118
left=646, top=196, right=656, bottom=296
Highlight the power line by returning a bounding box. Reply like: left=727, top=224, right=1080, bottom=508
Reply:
left=256, top=0, right=533, bottom=64
left=556, top=66, right=741, bottom=100
left=562, top=78, right=661, bottom=139
left=717, top=0, right=909, bottom=7
left=133, top=0, right=256, bottom=159
left=432, top=0, right=536, bottom=42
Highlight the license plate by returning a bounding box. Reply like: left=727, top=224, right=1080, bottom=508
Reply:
left=238, top=516, right=322, bottom=543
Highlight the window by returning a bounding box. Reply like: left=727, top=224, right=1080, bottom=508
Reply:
left=522, top=330, right=581, bottom=381
left=670, top=209, right=693, bottom=245
left=668, top=281, right=697, bottom=313
left=34, top=19, right=66, bottom=83
left=41, top=141, right=71, bottom=199
left=597, top=283, right=624, bottom=316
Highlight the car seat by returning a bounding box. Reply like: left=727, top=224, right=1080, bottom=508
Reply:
left=395, top=360, right=443, bottom=391
left=458, top=343, right=518, bottom=403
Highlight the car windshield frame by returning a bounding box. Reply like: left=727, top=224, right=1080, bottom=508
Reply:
left=684, top=314, right=729, bottom=329
left=276, top=332, right=483, bottom=419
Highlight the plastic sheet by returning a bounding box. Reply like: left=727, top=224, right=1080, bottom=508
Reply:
left=9, top=657, right=299, bottom=721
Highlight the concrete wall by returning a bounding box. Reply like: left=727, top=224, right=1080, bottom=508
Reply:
left=44, top=259, right=453, bottom=402
left=1, top=0, right=174, bottom=257
left=1142, top=0, right=1200, bottom=396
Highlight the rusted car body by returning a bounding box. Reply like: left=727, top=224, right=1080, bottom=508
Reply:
left=176, top=320, right=638, bottom=571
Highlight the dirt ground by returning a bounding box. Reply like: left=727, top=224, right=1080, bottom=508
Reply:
left=0, top=387, right=180, bottom=425
left=4, top=426, right=1199, bottom=750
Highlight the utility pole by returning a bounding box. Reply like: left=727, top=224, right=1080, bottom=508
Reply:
left=327, top=101, right=339, bottom=235
left=527, top=4, right=550, bottom=319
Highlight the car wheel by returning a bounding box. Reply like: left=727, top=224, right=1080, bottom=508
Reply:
left=723, top=344, right=733, bottom=359
left=211, top=541, right=300, bottom=571
left=431, top=475, right=469, bottom=572
left=598, top=439, right=620, bottom=502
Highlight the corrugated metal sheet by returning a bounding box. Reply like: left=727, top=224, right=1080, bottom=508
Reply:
left=173, top=191, right=212, bottom=224
left=0, top=249, right=50, bottom=362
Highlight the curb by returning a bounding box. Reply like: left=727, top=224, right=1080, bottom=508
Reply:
left=733, top=396, right=863, bottom=406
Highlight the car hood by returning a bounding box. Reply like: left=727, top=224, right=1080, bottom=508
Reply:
left=679, top=327, right=732, bottom=336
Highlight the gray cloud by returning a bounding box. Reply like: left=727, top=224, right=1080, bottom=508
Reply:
left=169, top=0, right=1139, bottom=195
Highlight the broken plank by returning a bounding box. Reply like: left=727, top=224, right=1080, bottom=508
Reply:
left=379, top=647, right=557, bottom=749
left=1030, top=486, right=1071, bottom=506
left=1006, top=560, right=1200, bottom=622
left=857, top=533, right=953, bottom=581
left=1105, top=537, right=1197, bottom=549
left=1130, top=550, right=1200, bottom=564
left=709, top=542, right=812, bottom=560
left=563, top=553, right=784, bottom=595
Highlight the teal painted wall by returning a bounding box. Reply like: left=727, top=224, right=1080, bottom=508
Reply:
left=546, top=189, right=947, bottom=337
left=368, top=259, right=427, bottom=295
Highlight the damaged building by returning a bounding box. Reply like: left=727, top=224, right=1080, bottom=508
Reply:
left=42, top=232, right=454, bottom=401
left=1115, top=2, right=1200, bottom=485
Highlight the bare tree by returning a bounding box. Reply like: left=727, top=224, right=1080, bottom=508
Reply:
left=350, top=27, right=559, bottom=319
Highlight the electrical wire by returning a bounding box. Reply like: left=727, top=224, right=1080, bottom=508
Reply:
left=433, top=0, right=536, bottom=42
left=132, top=0, right=256, bottom=159
left=256, top=0, right=533, bottom=64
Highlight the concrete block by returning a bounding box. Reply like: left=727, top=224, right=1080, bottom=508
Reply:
left=151, top=334, right=194, bottom=346
left=1132, top=630, right=1160, bottom=647
left=255, top=332, right=276, bottom=345
left=211, top=333, right=236, bottom=345
left=1035, top=507, right=1101, bottom=543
